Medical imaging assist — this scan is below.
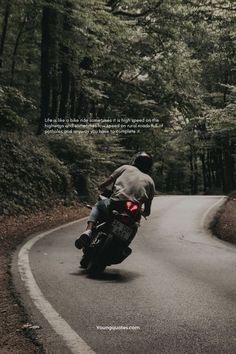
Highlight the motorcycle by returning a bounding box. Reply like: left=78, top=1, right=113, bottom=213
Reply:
left=81, top=195, right=142, bottom=276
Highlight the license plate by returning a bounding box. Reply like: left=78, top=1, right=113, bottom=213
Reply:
left=111, top=219, right=132, bottom=241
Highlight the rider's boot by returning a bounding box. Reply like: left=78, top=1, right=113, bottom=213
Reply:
left=75, top=230, right=92, bottom=250
left=80, top=252, right=90, bottom=268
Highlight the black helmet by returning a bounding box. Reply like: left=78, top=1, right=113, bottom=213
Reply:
left=132, top=152, right=153, bottom=174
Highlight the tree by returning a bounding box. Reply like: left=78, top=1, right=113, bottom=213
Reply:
left=0, top=0, right=11, bottom=72
left=0, top=0, right=235, bottom=194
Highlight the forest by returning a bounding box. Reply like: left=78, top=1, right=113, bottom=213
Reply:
left=0, top=0, right=235, bottom=215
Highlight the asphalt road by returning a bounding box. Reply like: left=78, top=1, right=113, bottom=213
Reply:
left=13, top=196, right=236, bottom=354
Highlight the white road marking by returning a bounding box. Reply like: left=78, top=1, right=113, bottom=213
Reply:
left=18, top=217, right=96, bottom=354
left=200, top=196, right=227, bottom=230
left=17, top=197, right=227, bottom=354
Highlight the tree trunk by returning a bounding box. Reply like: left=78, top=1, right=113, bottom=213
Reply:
left=189, top=148, right=194, bottom=194
left=91, top=101, right=97, bottom=119
left=214, top=148, right=223, bottom=188
left=97, top=103, right=109, bottom=119
left=0, top=0, right=11, bottom=73
left=200, top=153, right=207, bottom=193
left=206, top=150, right=212, bottom=190
left=50, top=10, right=60, bottom=120
left=10, top=14, right=27, bottom=86
left=223, top=138, right=235, bottom=193
left=70, top=75, right=76, bottom=119
left=38, top=5, right=52, bottom=134
left=75, top=91, right=84, bottom=117
left=51, top=62, right=59, bottom=119
left=218, top=147, right=225, bottom=192
left=58, top=0, right=72, bottom=120
left=58, top=61, right=70, bottom=119
left=193, top=152, right=198, bottom=194
left=211, top=149, right=217, bottom=187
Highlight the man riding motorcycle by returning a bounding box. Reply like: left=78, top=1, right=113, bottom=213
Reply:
left=75, top=152, right=155, bottom=261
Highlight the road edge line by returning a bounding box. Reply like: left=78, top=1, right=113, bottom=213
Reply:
left=200, top=196, right=227, bottom=232
left=18, top=217, right=96, bottom=354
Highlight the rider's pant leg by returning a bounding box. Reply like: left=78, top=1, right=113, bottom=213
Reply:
left=87, top=199, right=111, bottom=224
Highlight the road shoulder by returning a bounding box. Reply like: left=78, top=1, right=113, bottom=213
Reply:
left=211, top=193, right=236, bottom=244
left=0, top=205, right=88, bottom=354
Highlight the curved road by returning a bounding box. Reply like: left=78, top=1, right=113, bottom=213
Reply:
left=13, top=196, right=236, bottom=354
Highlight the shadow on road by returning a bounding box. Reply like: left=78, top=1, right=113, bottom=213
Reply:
left=70, top=268, right=142, bottom=283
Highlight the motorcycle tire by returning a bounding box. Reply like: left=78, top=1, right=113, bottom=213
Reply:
left=87, top=233, right=113, bottom=275
left=87, top=261, right=106, bottom=276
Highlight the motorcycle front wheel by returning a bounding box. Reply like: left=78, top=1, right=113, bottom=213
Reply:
left=87, top=261, right=106, bottom=276
left=87, top=233, right=113, bottom=276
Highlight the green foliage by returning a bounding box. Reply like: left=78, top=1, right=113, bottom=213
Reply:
left=46, top=134, right=126, bottom=200
left=0, top=107, right=26, bottom=131
left=47, top=135, right=94, bottom=163
left=0, top=132, right=74, bottom=215
left=0, top=131, right=125, bottom=215
left=0, top=0, right=235, bottom=199
left=204, top=86, right=236, bottom=132
left=0, top=86, right=35, bottom=131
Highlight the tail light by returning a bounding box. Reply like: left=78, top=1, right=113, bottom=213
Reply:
left=125, top=201, right=139, bottom=213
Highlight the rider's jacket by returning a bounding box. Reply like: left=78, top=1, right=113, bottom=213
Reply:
left=110, top=165, right=155, bottom=205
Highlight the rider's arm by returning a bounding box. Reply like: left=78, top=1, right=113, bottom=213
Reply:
left=99, top=165, right=128, bottom=191
left=99, top=176, right=114, bottom=191
left=143, top=199, right=152, bottom=217
left=143, top=181, right=155, bottom=217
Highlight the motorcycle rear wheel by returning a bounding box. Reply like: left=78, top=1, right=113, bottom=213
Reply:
left=87, top=233, right=113, bottom=275
left=87, top=261, right=106, bottom=276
